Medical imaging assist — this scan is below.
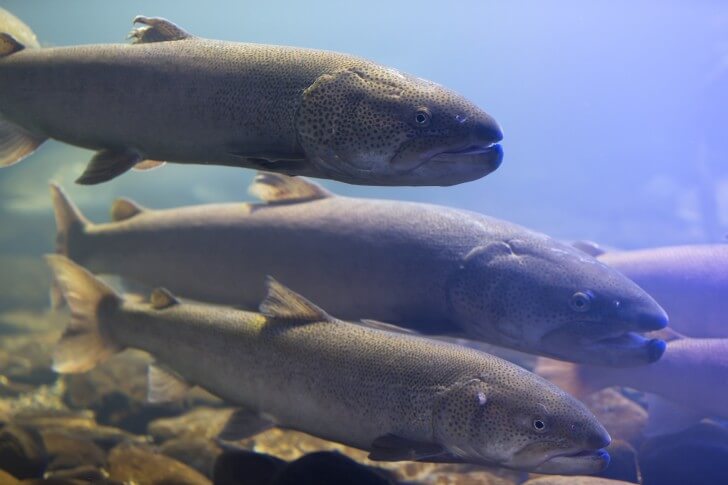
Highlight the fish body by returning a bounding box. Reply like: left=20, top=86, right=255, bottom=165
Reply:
left=47, top=255, right=611, bottom=475
left=537, top=337, right=728, bottom=435
left=51, top=173, right=668, bottom=366
left=0, top=12, right=502, bottom=186
left=597, top=245, right=728, bottom=338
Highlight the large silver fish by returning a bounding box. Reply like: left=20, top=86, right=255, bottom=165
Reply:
left=0, top=9, right=502, bottom=186
left=595, top=245, right=728, bottom=338
left=47, top=255, right=611, bottom=474
left=50, top=172, right=668, bottom=366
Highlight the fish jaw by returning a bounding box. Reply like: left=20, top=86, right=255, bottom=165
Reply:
left=529, top=448, right=611, bottom=475
left=386, top=115, right=504, bottom=186
left=539, top=320, right=668, bottom=366
left=504, top=426, right=611, bottom=475
left=538, top=293, right=669, bottom=366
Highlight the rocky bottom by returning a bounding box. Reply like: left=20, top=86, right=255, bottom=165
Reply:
left=0, top=309, right=725, bottom=485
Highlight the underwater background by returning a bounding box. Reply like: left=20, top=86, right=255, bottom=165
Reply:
left=0, top=1, right=727, bottom=484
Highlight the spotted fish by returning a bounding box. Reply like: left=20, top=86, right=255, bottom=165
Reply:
left=50, top=172, right=668, bottom=366
left=0, top=10, right=502, bottom=186
left=46, top=255, right=611, bottom=474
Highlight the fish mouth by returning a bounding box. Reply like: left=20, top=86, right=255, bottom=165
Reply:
left=539, top=322, right=667, bottom=366
left=531, top=449, right=610, bottom=475
left=428, top=143, right=504, bottom=171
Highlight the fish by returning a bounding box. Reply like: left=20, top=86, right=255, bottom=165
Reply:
left=593, top=245, right=728, bottom=338
left=46, top=255, right=612, bottom=475
left=0, top=10, right=502, bottom=187
left=49, top=172, right=668, bottom=366
left=535, top=336, right=728, bottom=437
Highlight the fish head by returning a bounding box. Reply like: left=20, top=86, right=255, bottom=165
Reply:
left=297, top=65, right=502, bottom=186
left=446, top=237, right=669, bottom=366
left=433, top=373, right=611, bottom=474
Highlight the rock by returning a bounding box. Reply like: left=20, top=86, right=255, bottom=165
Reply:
left=19, top=479, right=95, bottom=485
left=0, top=375, right=36, bottom=398
left=272, top=451, right=395, bottom=485
left=213, top=449, right=286, bottom=485
left=61, top=350, right=181, bottom=434
left=420, top=468, right=522, bottom=484
left=43, top=465, right=107, bottom=482
left=13, top=409, right=142, bottom=450
left=0, top=425, right=47, bottom=479
left=525, top=476, right=637, bottom=485
left=597, top=439, right=640, bottom=484
left=0, top=312, right=60, bottom=388
left=640, top=421, right=728, bottom=485
left=249, top=428, right=520, bottom=484
left=41, top=430, right=106, bottom=471
left=160, top=437, right=221, bottom=478
left=584, top=388, right=647, bottom=446
left=148, top=407, right=236, bottom=442
left=107, top=442, right=211, bottom=485
left=0, top=469, right=19, bottom=484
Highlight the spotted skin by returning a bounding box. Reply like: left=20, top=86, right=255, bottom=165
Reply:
left=51, top=175, right=668, bottom=367
left=0, top=14, right=502, bottom=186
left=49, top=258, right=610, bottom=474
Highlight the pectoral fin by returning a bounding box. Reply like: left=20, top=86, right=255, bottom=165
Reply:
left=0, top=117, right=46, bottom=167
left=129, top=16, right=193, bottom=44
left=249, top=171, right=332, bottom=203
left=0, top=33, right=24, bottom=56
left=147, top=363, right=191, bottom=403
left=217, top=408, right=275, bottom=441
left=76, top=149, right=142, bottom=185
left=133, top=159, right=166, bottom=172
left=369, top=434, right=453, bottom=462
left=228, top=152, right=308, bottom=174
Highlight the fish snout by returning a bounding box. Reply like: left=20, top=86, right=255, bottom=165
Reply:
left=472, top=114, right=503, bottom=145
left=633, top=305, right=669, bottom=332
left=586, top=427, right=612, bottom=450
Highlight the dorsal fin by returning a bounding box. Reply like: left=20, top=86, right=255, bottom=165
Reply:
left=110, top=198, right=146, bottom=222
left=150, top=288, right=179, bottom=309
left=249, top=171, right=333, bottom=204
left=259, top=277, right=331, bottom=322
left=129, top=16, right=193, bottom=44
left=0, top=33, right=24, bottom=57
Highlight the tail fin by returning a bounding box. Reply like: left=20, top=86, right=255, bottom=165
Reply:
left=49, top=183, right=91, bottom=308
left=0, top=9, right=47, bottom=167
left=45, top=255, right=122, bottom=373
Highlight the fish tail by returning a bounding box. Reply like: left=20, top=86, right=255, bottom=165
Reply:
left=45, top=255, right=123, bottom=373
left=49, top=183, right=92, bottom=308
left=0, top=9, right=47, bottom=167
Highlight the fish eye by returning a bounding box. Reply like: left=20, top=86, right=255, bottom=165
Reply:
left=414, top=108, right=431, bottom=127
left=533, top=418, right=547, bottom=432
left=570, top=291, right=593, bottom=312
